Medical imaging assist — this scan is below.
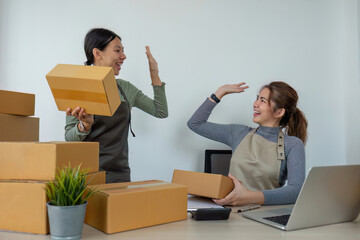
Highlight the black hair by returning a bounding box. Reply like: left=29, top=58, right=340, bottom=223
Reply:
left=84, top=28, right=121, bottom=65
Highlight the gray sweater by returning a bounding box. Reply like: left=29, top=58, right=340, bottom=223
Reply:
left=187, top=98, right=305, bottom=205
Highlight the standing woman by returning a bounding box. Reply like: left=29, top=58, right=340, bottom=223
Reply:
left=187, top=82, right=307, bottom=205
left=65, top=28, right=168, bottom=183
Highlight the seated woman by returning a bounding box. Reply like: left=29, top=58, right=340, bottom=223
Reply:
left=187, top=82, right=308, bottom=206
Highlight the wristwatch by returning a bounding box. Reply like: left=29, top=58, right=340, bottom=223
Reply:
left=79, top=121, right=85, bottom=132
left=210, top=93, right=221, bottom=103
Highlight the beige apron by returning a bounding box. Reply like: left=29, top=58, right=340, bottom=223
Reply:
left=229, top=129, right=285, bottom=191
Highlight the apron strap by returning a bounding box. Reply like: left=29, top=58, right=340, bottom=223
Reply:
left=118, top=85, right=136, bottom=137
left=277, top=130, right=285, bottom=160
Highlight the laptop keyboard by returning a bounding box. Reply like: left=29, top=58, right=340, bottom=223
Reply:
left=263, top=214, right=290, bottom=226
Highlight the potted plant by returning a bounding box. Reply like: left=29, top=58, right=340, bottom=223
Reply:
left=45, top=164, right=97, bottom=240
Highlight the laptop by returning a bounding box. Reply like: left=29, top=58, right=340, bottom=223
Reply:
left=242, top=165, right=360, bottom=231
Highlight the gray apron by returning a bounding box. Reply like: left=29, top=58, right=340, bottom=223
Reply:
left=229, top=129, right=285, bottom=191
left=84, top=87, right=133, bottom=183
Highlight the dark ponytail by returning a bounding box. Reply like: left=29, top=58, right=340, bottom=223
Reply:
left=261, top=81, right=308, bottom=144
left=84, top=28, right=121, bottom=66
left=287, top=107, right=308, bottom=144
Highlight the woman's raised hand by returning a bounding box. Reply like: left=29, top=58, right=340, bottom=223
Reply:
left=214, top=82, right=249, bottom=100
left=145, top=46, right=158, bottom=73
left=145, top=46, right=162, bottom=86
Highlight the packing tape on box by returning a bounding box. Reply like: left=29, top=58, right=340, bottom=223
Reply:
left=98, top=181, right=170, bottom=192
left=51, top=89, right=108, bottom=103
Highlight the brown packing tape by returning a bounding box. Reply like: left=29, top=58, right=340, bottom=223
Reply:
left=93, top=179, right=161, bottom=188
left=99, top=182, right=175, bottom=194
left=46, top=77, right=106, bottom=92
left=93, top=180, right=164, bottom=192
left=51, top=89, right=108, bottom=103
left=97, top=181, right=168, bottom=191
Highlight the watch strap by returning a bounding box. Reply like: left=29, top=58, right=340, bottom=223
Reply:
left=210, top=93, right=221, bottom=103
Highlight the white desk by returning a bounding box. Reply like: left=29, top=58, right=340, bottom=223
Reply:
left=1, top=206, right=359, bottom=240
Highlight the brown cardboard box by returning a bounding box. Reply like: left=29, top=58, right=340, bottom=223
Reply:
left=0, top=113, right=39, bottom=141
left=85, top=180, right=188, bottom=233
left=0, top=180, right=49, bottom=234
left=172, top=169, right=234, bottom=199
left=86, top=171, right=106, bottom=185
left=0, top=141, right=99, bottom=180
left=46, top=64, right=121, bottom=116
left=0, top=90, right=35, bottom=116
left=0, top=172, right=105, bottom=235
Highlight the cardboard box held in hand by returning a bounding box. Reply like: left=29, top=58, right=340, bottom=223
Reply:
left=172, top=169, right=234, bottom=199
left=46, top=64, right=121, bottom=116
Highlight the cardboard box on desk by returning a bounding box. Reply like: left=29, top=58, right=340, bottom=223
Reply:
left=46, top=64, right=121, bottom=116
left=172, top=169, right=234, bottom=199
left=0, top=113, right=39, bottom=141
left=0, top=90, right=35, bottom=116
left=85, top=180, right=188, bottom=234
left=0, top=171, right=105, bottom=235
left=0, top=141, right=99, bottom=180
left=0, top=180, right=48, bottom=234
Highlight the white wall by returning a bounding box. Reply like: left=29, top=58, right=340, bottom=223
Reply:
left=343, top=0, right=360, bottom=165
left=0, top=0, right=359, bottom=181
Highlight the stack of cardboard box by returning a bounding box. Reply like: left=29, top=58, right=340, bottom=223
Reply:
left=0, top=89, right=105, bottom=234
left=0, top=66, right=189, bottom=236
left=0, top=90, right=39, bottom=141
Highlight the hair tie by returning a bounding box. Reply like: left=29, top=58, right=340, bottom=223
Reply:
left=291, top=106, right=298, bottom=114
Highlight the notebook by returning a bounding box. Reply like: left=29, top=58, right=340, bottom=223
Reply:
left=187, top=195, right=224, bottom=211
left=242, top=165, right=360, bottom=231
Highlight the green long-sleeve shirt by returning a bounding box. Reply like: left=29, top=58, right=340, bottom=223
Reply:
left=65, top=78, right=168, bottom=141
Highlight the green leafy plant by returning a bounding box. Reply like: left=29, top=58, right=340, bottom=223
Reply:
left=45, top=164, right=97, bottom=206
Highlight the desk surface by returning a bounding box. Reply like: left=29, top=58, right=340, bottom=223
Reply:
left=1, top=206, right=359, bottom=240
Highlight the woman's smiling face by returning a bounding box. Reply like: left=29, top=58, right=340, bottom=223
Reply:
left=252, top=87, right=280, bottom=127
left=97, top=37, right=126, bottom=76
